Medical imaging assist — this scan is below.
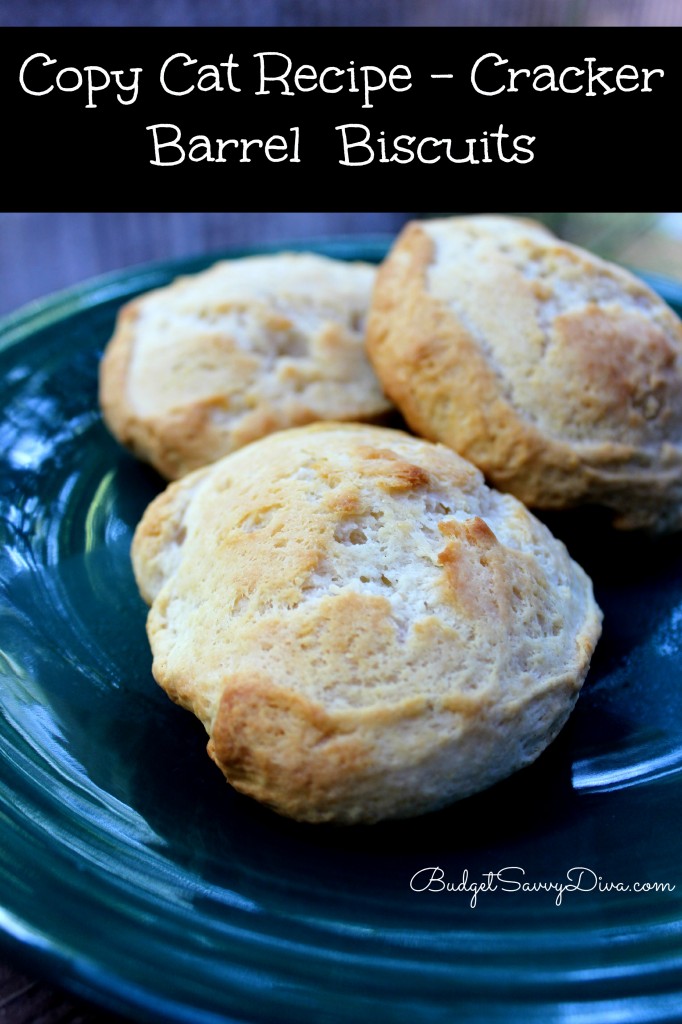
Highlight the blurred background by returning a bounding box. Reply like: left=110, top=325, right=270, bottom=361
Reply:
left=1, top=0, right=681, bottom=26
left=1, top=212, right=681, bottom=319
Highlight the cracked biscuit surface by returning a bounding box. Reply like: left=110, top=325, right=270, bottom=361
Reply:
left=132, top=423, right=601, bottom=824
left=100, top=252, right=390, bottom=479
left=367, top=215, right=682, bottom=531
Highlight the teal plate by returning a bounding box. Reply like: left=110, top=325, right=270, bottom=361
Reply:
left=2, top=239, right=682, bottom=1024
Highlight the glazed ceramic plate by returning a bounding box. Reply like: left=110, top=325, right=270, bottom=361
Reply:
left=1, top=240, right=682, bottom=1024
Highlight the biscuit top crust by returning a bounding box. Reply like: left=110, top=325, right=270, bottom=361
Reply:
left=367, top=216, right=682, bottom=530
left=100, top=252, right=391, bottom=479
left=132, top=423, right=601, bottom=821
left=422, top=215, right=682, bottom=448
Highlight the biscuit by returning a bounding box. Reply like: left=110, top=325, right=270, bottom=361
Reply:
left=100, top=252, right=391, bottom=479
left=367, top=215, right=682, bottom=531
left=132, top=423, right=602, bottom=824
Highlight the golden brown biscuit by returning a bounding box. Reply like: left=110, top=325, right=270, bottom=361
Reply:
left=100, top=252, right=391, bottom=479
left=367, top=215, right=682, bottom=531
left=132, top=423, right=601, bottom=824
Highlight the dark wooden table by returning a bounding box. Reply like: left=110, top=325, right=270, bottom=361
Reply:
left=2, top=0, right=680, bottom=29
left=0, top=962, right=126, bottom=1024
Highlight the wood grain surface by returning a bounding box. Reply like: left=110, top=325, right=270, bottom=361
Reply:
left=1, top=0, right=681, bottom=27
left=0, top=962, right=128, bottom=1024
